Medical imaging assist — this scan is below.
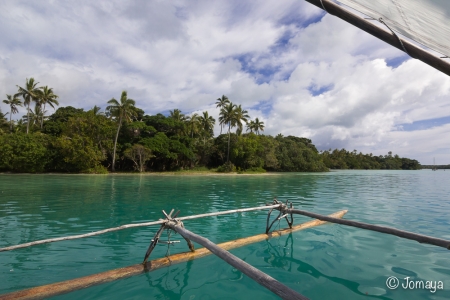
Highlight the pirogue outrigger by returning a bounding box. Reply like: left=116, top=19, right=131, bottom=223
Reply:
left=1, top=198, right=449, bottom=300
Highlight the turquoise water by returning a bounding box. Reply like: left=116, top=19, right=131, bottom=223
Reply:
left=0, top=171, right=449, bottom=299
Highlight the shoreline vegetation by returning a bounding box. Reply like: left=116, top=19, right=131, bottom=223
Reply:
left=1, top=81, right=421, bottom=174
left=421, top=165, right=449, bottom=170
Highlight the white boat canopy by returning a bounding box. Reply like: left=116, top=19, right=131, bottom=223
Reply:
left=305, top=0, right=450, bottom=76
left=338, top=0, right=450, bottom=58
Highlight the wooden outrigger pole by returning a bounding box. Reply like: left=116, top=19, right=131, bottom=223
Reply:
left=166, top=216, right=308, bottom=299
left=286, top=207, right=450, bottom=249
left=0, top=208, right=348, bottom=300
left=305, top=0, right=450, bottom=77
left=269, top=200, right=450, bottom=249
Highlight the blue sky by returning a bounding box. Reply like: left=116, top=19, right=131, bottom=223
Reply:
left=1, top=0, right=449, bottom=164
left=396, top=115, right=450, bottom=132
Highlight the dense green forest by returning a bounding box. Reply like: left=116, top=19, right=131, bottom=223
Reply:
left=0, top=78, right=421, bottom=173
left=320, top=149, right=421, bottom=170
left=421, top=165, right=450, bottom=170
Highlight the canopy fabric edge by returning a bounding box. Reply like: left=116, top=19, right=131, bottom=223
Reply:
left=305, top=0, right=450, bottom=76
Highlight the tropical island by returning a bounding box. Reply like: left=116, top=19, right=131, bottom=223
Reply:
left=0, top=78, right=421, bottom=174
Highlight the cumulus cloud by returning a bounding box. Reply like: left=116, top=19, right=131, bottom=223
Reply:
left=0, top=0, right=449, bottom=164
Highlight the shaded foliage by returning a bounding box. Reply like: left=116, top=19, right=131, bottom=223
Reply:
left=52, top=135, right=106, bottom=173
left=273, top=136, right=328, bottom=172
left=0, top=133, right=52, bottom=172
left=43, top=106, right=85, bottom=136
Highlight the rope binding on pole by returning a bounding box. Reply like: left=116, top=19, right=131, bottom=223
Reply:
left=265, top=198, right=294, bottom=233
left=378, top=17, right=415, bottom=58
left=320, top=0, right=329, bottom=13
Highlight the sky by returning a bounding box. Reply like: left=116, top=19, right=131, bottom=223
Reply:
left=1, top=0, right=449, bottom=165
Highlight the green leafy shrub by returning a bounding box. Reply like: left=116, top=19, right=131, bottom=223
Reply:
left=217, top=161, right=236, bottom=173
left=246, top=167, right=267, bottom=173
left=83, top=165, right=109, bottom=174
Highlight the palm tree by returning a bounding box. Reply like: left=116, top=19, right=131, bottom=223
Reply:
left=91, top=105, right=103, bottom=115
left=253, top=118, right=265, bottom=135
left=186, top=113, right=200, bottom=138
left=199, top=111, right=215, bottom=138
left=37, top=86, right=59, bottom=128
left=246, top=120, right=256, bottom=133
left=16, top=78, right=41, bottom=134
left=23, top=105, right=46, bottom=129
left=219, top=103, right=251, bottom=161
left=3, top=94, right=22, bottom=131
left=219, top=102, right=237, bottom=162
left=0, top=109, right=8, bottom=133
left=233, top=105, right=250, bottom=136
left=106, top=91, right=137, bottom=172
left=169, top=109, right=186, bottom=122
left=215, top=95, right=230, bottom=134
left=169, top=109, right=188, bottom=136
left=246, top=118, right=265, bottom=135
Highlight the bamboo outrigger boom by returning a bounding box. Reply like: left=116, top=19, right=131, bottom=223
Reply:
left=0, top=209, right=348, bottom=300
left=0, top=204, right=282, bottom=252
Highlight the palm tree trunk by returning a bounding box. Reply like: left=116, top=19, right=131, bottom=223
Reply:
left=41, top=104, right=46, bottom=129
left=227, top=123, right=231, bottom=162
left=112, top=117, right=122, bottom=172
left=26, top=103, right=30, bottom=134
left=9, top=108, right=12, bottom=132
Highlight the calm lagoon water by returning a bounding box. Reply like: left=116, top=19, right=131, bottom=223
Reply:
left=0, top=171, right=449, bottom=299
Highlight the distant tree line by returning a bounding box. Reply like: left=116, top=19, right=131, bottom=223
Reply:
left=421, top=165, right=449, bottom=170
left=320, top=149, right=421, bottom=170
left=0, top=79, right=421, bottom=173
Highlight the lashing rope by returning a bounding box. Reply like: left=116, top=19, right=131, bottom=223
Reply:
left=378, top=17, right=414, bottom=58
left=320, top=0, right=328, bottom=13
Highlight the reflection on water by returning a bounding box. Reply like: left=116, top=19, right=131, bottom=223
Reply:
left=264, top=234, right=390, bottom=299
left=1, top=171, right=450, bottom=299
